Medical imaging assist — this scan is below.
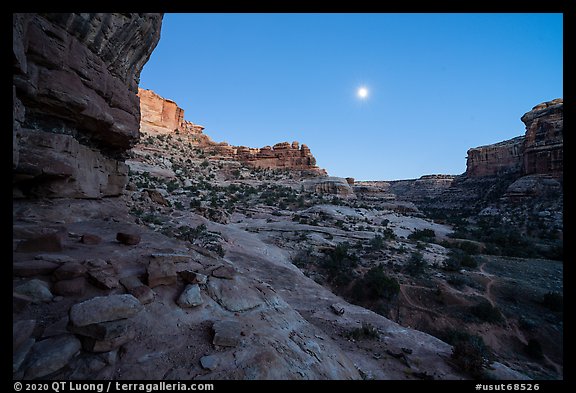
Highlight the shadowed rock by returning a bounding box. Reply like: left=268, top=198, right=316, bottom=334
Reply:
left=14, top=261, right=59, bottom=277
left=23, top=335, right=81, bottom=379
left=212, top=320, right=242, bottom=347
left=69, top=294, right=142, bottom=327
left=116, top=232, right=141, bottom=245
left=16, top=233, right=63, bottom=252
left=177, top=284, right=203, bottom=308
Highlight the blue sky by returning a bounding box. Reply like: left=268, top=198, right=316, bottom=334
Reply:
left=140, top=13, right=563, bottom=181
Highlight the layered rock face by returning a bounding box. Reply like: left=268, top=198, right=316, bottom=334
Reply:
left=13, top=13, right=163, bottom=198
left=466, top=136, right=524, bottom=177
left=138, top=88, right=205, bottom=136
left=465, top=99, right=563, bottom=179
left=137, top=88, right=326, bottom=174
left=522, top=98, right=563, bottom=177
left=234, top=141, right=324, bottom=173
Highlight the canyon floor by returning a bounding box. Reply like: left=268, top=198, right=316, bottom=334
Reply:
left=12, top=129, right=562, bottom=380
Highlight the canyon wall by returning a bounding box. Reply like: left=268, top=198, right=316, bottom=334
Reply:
left=367, top=99, right=563, bottom=212
left=137, top=88, right=326, bottom=174
left=521, top=98, right=563, bottom=177
left=465, top=99, right=563, bottom=179
left=13, top=13, right=163, bottom=198
left=465, top=136, right=524, bottom=177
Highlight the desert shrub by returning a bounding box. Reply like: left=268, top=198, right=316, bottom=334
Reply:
left=200, top=160, right=209, bottom=168
left=352, top=265, right=399, bottom=302
left=444, top=249, right=477, bottom=271
left=190, top=199, right=201, bottom=208
left=451, top=335, right=492, bottom=379
left=346, top=323, right=379, bottom=340
left=471, top=301, right=503, bottom=324
left=405, top=251, right=426, bottom=277
left=457, top=241, right=480, bottom=255
left=370, top=234, right=385, bottom=251
left=322, top=242, right=358, bottom=285
left=542, top=292, right=563, bottom=312
left=166, top=180, right=179, bottom=193
left=408, top=228, right=436, bottom=242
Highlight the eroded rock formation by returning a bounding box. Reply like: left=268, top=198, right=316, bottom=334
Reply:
left=137, top=88, right=326, bottom=174
left=521, top=98, right=563, bottom=177
left=466, top=136, right=524, bottom=177
left=465, top=99, right=563, bottom=179
left=13, top=13, right=163, bottom=198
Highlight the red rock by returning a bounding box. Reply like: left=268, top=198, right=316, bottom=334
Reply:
left=146, top=189, right=169, bottom=206
left=466, top=98, right=563, bottom=179
left=15, top=233, right=63, bottom=252
left=53, top=277, right=86, bottom=296
left=52, top=262, right=87, bottom=281
left=80, top=234, right=102, bottom=245
left=521, top=98, right=563, bottom=178
left=116, top=232, right=141, bottom=245
left=137, top=89, right=327, bottom=175
left=147, top=257, right=178, bottom=288
left=80, top=330, right=135, bottom=353
left=87, top=267, right=120, bottom=290
left=13, top=261, right=60, bottom=277
left=12, top=13, right=163, bottom=198
left=211, top=266, right=237, bottom=280
left=119, top=276, right=155, bottom=304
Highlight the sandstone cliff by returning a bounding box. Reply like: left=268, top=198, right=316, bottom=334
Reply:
left=13, top=13, right=163, bottom=198
left=465, top=99, right=563, bottom=179
left=137, top=88, right=326, bottom=175
left=521, top=98, right=563, bottom=177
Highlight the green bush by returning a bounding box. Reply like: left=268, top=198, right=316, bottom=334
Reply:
left=352, top=265, right=399, bottom=301
left=451, top=336, right=491, bottom=379
left=405, top=251, right=426, bottom=277
left=346, top=323, right=379, bottom=340
left=370, top=234, right=385, bottom=251
left=408, top=228, right=436, bottom=242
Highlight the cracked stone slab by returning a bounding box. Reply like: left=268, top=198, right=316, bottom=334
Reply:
left=212, top=320, right=242, bottom=347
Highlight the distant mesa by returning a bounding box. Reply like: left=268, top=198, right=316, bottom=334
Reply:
left=137, top=88, right=327, bottom=175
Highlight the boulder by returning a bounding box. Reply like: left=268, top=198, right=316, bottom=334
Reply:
left=16, top=233, right=63, bottom=252
left=120, top=276, right=155, bottom=304
left=69, top=294, right=142, bottom=327
left=13, top=261, right=60, bottom=277
left=13, top=338, right=35, bottom=373
left=53, top=277, right=86, bottom=296
left=69, top=319, right=130, bottom=340
left=177, top=284, right=203, bottom=308
left=13, top=319, right=36, bottom=352
left=14, top=279, right=53, bottom=303
left=212, top=320, right=242, bottom=347
left=80, top=234, right=102, bottom=245
left=211, top=265, right=236, bottom=280
left=52, top=262, right=87, bottom=281
left=147, top=254, right=182, bottom=288
left=80, top=330, right=135, bottom=353
left=116, top=232, right=141, bottom=245
left=23, top=335, right=81, bottom=379
left=87, top=265, right=119, bottom=290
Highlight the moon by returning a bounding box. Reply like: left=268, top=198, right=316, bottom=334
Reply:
left=357, top=86, right=369, bottom=99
